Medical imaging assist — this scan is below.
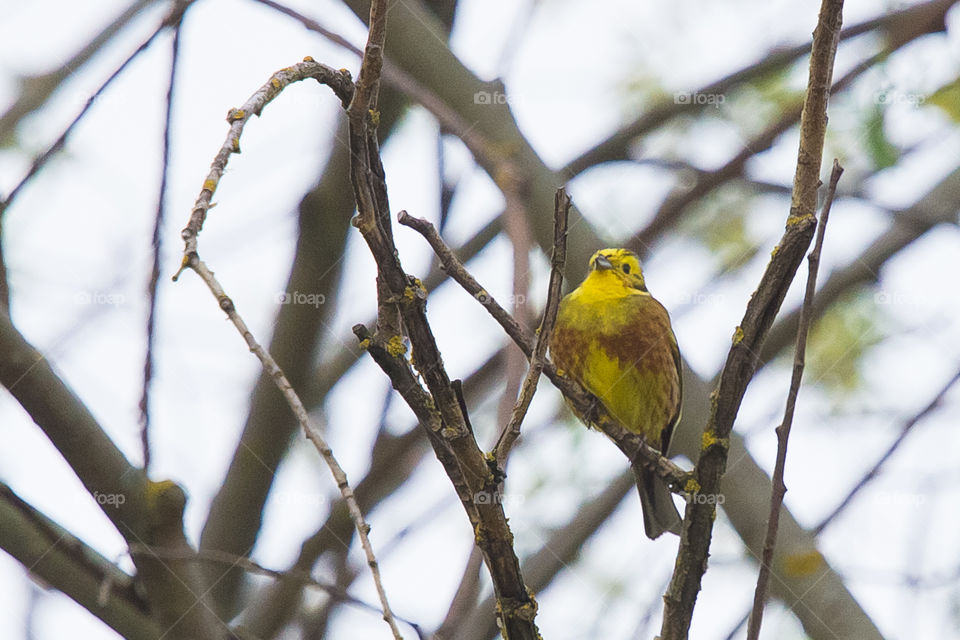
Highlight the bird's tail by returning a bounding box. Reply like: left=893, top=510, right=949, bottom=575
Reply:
left=633, top=463, right=682, bottom=539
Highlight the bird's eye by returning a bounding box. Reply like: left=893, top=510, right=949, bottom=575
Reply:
left=621, top=263, right=631, bottom=274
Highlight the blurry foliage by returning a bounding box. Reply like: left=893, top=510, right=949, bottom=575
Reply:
left=682, top=185, right=759, bottom=272
left=863, top=105, right=901, bottom=170
left=926, top=76, right=960, bottom=123
left=749, top=64, right=806, bottom=107
left=804, top=288, right=884, bottom=396
left=619, top=68, right=670, bottom=121
left=728, top=65, right=805, bottom=136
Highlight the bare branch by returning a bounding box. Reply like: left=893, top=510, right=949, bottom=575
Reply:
left=398, top=211, right=534, bottom=351
left=561, top=0, right=953, bottom=177
left=174, top=56, right=400, bottom=638
left=141, top=15, right=185, bottom=474
left=128, top=544, right=424, bottom=634
left=0, top=482, right=158, bottom=640
left=0, top=0, right=168, bottom=142
left=179, top=255, right=402, bottom=638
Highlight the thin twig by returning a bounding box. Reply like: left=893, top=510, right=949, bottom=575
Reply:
left=746, top=159, right=843, bottom=640
left=249, top=0, right=505, bottom=170
left=127, top=544, right=423, bottom=634
left=141, top=15, right=185, bottom=473
left=174, top=59, right=400, bottom=639
left=397, top=212, right=534, bottom=352
left=493, top=188, right=570, bottom=464
left=2, top=3, right=182, bottom=212
left=814, top=365, right=960, bottom=534
left=253, top=0, right=362, bottom=54
left=242, top=350, right=508, bottom=639
left=183, top=258, right=401, bottom=638
left=626, top=46, right=885, bottom=259
left=0, top=0, right=163, bottom=141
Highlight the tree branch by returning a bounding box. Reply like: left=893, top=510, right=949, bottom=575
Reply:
left=815, top=365, right=960, bottom=534
left=174, top=59, right=353, bottom=269
left=561, top=0, right=953, bottom=177
left=141, top=9, right=186, bottom=475
left=660, top=2, right=844, bottom=637
left=1, top=0, right=183, bottom=213
left=0, top=311, right=227, bottom=638
left=0, top=482, right=157, bottom=640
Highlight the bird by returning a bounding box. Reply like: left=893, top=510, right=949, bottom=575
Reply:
left=549, top=248, right=683, bottom=539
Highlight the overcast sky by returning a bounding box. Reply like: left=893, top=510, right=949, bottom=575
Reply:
left=2, top=1, right=960, bottom=638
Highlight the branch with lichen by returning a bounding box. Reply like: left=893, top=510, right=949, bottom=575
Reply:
left=659, top=1, right=845, bottom=638
left=344, top=7, right=539, bottom=638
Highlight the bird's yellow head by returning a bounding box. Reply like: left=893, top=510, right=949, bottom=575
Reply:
left=587, top=248, right=648, bottom=292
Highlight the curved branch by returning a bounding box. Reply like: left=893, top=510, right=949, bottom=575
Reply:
left=174, top=54, right=400, bottom=637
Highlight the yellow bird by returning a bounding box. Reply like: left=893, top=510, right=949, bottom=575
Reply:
left=550, top=248, right=682, bottom=539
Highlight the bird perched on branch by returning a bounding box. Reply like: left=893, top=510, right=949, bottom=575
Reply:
left=550, top=248, right=683, bottom=539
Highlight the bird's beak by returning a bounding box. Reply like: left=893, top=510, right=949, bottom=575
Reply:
left=594, top=254, right=613, bottom=271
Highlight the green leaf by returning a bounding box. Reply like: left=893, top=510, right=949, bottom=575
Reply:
left=805, top=289, right=884, bottom=395
left=925, top=77, right=960, bottom=123
left=684, top=186, right=758, bottom=271
left=863, top=106, right=900, bottom=170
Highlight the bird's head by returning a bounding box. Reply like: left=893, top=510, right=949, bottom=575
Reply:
left=588, top=248, right=648, bottom=292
